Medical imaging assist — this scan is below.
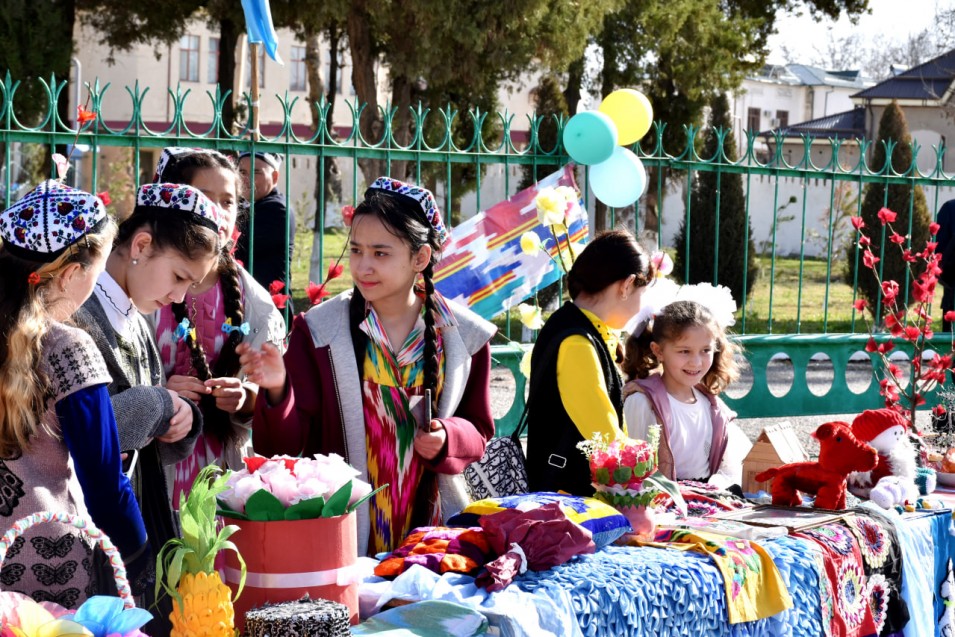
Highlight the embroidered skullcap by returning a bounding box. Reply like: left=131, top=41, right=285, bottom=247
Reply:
left=238, top=151, right=282, bottom=170
left=0, top=180, right=108, bottom=262
left=366, top=177, right=450, bottom=246
left=136, top=182, right=224, bottom=234
left=154, top=146, right=231, bottom=182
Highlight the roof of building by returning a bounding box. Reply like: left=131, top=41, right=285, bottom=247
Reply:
left=750, top=64, right=873, bottom=89
left=760, top=107, right=866, bottom=139
left=853, top=49, right=955, bottom=101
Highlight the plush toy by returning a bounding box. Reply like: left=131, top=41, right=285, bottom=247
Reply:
left=755, top=421, right=878, bottom=510
left=868, top=475, right=919, bottom=509
left=847, top=409, right=917, bottom=499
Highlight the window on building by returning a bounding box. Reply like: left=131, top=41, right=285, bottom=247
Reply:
left=747, top=107, right=760, bottom=132
left=776, top=110, right=789, bottom=129
left=179, top=35, right=199, bottom=83
left=244, top=45, right=266, bottom=89
left=207, top=37, right=220, bottom=84
left=290, top=45, right=307, bottom=91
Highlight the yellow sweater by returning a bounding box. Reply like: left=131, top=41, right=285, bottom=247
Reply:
left=555, top=308, right=626, bottom=442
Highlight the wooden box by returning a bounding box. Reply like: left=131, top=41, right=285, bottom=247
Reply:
left=741, top=422, right=808, bottom=495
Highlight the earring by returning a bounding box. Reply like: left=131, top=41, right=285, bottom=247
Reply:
left=132, top=258, right=139, bottom=266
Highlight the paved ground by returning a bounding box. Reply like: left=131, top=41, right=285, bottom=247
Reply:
left=488, top=360, right=937, bottom=457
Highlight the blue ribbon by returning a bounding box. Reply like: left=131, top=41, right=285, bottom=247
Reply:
left=174, top=318, right=191, bottom=342
left=222, top=320, right=251, bottom=336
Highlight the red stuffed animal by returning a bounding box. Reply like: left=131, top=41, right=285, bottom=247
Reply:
left=755, top=421, right=878, bottom=509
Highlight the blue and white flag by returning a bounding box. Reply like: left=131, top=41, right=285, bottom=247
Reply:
left=241, top=0, right=283, bottom=64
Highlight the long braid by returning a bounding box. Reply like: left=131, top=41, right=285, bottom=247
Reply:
left=171, top=301, right=212, bottom=381
left=421, top=262, right=440, bottom=412
left=213, top=253, right=245, bottom=379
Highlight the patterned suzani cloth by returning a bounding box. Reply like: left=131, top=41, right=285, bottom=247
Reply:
left=842, top=512, right=909, bottom=636
left=361, top=293, right=456, bottom=554
left=795, top=521, right=879, bottom=637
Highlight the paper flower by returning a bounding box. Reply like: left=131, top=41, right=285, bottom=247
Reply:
left=517, top=303, right=544, bottom=330
left=306, top=281, right=330, bottom=305
left=63, top=596, right=152, bottom=637
left=269, top=280, right=290, bottom=309
left=76, top=106, right=97, bottom=125
left=520, top=231, right=542, bottom=255
left=534, top=189, right=566, bottom=227
left=519, top=345, right=533, bottom=379
left=0, top=593, right=90, bottom=637
left=650, top=250, right=673, bottom=277
left=218, top=454, right=382, bottom=520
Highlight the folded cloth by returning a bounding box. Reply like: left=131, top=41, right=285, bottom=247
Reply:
left=629, top=528, right=792, bottom=624
left=351, top=600, right=488, bottom=636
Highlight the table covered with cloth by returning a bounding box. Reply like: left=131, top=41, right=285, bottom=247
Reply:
left=360, top=504, right=955, bottom=637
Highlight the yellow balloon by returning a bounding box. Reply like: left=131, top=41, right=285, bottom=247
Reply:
left=598, top=89, right=653, bottom=145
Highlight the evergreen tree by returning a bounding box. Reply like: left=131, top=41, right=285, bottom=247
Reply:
left=843, top=100, right=931, bottom=315
left=673, top=92, right=757, bottom=304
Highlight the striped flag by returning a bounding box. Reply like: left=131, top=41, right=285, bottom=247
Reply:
left=434, top=165, right=588, bottom=319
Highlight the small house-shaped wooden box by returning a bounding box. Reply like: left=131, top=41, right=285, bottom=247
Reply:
left=742, top=422, right=808, bottom=495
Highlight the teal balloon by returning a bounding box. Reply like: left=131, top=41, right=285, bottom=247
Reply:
left=590, top=147, right=647, bottom=208
left=562, top=111, right=617, bottom=165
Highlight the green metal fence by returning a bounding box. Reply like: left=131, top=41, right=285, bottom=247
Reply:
left=3, top=75, right=954, bottom=430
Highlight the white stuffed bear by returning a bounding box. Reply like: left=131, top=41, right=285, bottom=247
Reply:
left=868, top=475, right=919, bottom=509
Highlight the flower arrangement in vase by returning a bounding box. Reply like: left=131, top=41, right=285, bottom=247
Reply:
left=577, top=427, right=685, bottom=540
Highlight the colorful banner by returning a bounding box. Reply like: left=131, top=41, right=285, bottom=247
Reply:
left=434, top=165, right=588, bottom=319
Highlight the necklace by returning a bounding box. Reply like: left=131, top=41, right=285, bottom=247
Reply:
left=96, top=282, right=134, bottom=318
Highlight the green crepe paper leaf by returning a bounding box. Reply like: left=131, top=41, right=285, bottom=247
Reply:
left=595, top=467, right=610, bottom=484
left=645, top=471, right=687, bottom=516
left=284, top=496, right=326, bottom=520
left=220, top=539, right=246, bottom=601
left=245, top=488, right=286, bottom=521
left=613, top=466, right=633, bottom=484
left=347, top=483, right=388, bottom=514
left=215, top=500, right=249, bottom=521
left=323, top=481, right=353, bottom=517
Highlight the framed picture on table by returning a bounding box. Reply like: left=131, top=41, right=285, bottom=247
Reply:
left=713, top=505, right=846, bottom=532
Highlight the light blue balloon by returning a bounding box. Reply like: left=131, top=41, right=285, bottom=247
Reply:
left=562, top=111, right=618, bottom=166
left=589, top=147, right=647, bottom=208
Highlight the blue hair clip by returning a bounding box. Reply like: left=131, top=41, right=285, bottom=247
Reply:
left=221, top=318, right=250, bottom=336
left=174, top=318, right=191, bottom=342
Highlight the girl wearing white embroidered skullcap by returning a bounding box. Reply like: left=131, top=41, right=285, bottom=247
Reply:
left=0, top=180, right=149, bottom=607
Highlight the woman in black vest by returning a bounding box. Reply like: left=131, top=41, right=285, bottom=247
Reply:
left=525, top=230, right=654, bottom=495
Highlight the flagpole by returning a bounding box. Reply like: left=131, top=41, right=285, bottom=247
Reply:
left=250, top=41, right=261, bottom=141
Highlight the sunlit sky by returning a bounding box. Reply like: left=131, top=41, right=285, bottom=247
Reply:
left=767, top=0, right=953, bottom=65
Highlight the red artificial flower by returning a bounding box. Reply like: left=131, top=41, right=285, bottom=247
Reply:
left=271, top=293, right=290, bottom=309
left=306, top=281, right=330, bottom=305
left=859, top=235, right=872, bottom=247
left=902, top=249, right=917, bottom=263
left=850, top=216, right=865, bottom=230
left=97, top=191, right=111, bottom=206
left=903, top=325, right=921, bottom=342
left=243, top=456, right=269, bottom=473
left=327, top=262, right=344, bottom=280
left=862, top=250, right=880, bottom=269
left=923, top=327, right=935, bottom=340
left=889, top=232, right=906, bottom=245
left=341, top=205, right=355, bottom=227
left=881, top=280, right=899, bottom=306
left=853, top=298, right=867, bottom=312
left=934, top=404, right=947, bottom=418
left=865, top=337, right=879, bottom=353
left=76, top=106, right=97, bottom=125
left=914, top=393, right=926, bottom=407
left=877, top=207, right=898, bottom=225
left=930, top=222, right=941, bottom=235
left=945, top=311, right=955, bottom=322
left=27, top=272, right=41, bottom=285
left=283, top=457, right=299, bottom=474
left=912, top=278, right=935, bottom=303
left=269, top=280, right=286, bottom=295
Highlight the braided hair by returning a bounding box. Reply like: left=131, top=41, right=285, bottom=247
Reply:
left=348, top=189, right=443, bottom=412
left=163, top=152, right=246, bottom=446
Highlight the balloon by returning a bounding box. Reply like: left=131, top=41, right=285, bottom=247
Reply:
left=599, top=89, right=653, bottom=145
left=589, top=146, right=647, bottom=208
left=562, top=111, right=618, bottom=166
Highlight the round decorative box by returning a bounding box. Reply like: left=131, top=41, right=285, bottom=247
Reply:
left=245, top=596, right=350, bottom=637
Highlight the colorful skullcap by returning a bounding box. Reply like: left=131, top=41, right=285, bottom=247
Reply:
left=154, top=146, right=231, bottom=182
left=366, top=177, right=450, bottom=246
left=136, top=182, right=224, bottom=234
left=0, top=180, right=108, bottom=262
left=238, top=151, right=282, bottom=170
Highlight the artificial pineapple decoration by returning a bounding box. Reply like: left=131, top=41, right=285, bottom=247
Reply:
left=157, top=465, right=246, bottom=636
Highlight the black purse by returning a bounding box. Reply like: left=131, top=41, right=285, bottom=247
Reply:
left=463, top=418, right=528, bottom=500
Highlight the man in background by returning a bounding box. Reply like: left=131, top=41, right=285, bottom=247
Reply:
left=236, top=151, right=296, bottom=299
